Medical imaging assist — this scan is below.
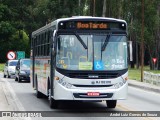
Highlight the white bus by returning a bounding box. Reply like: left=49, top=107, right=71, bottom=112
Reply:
left=31, top=16, right=128, bottom=109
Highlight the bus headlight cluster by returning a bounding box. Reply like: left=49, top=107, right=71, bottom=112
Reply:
left=58, top=79, right=72, bottom=89
left=114, top=79, right=126, bottom=89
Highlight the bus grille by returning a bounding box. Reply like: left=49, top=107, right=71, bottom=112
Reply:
left=73, top=85, right=113, bottom=87
left=67, top=72, right=119, bottom=79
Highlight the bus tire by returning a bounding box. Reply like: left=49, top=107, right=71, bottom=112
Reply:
left=15, top=77, right=18, bottom=81
left=106, top=100, right=117, bottom=108
left=50, top=97, right=58, bottom=109
left=36, top=88, right=43, bottom=98
left=18, top=76, right=21, bottom=83
left=4, top=74, right=6, bottom=78
left=7, top=72, right=10, bottom=78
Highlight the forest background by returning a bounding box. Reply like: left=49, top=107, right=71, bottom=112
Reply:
left=0, top=0, right=160, bottom=70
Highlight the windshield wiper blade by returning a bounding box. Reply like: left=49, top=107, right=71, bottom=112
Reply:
left=101, top=34, right=110, bottom=51
left=74, top=33, right=88, bottom=49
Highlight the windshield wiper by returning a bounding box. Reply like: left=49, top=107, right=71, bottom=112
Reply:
left=74, top=32, right=88, bottom=49
left=101, top=34, right=110, bottom=51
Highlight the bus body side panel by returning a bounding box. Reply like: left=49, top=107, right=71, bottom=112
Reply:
left=35, top=57, right=50, bottom=95
left=30, top=49, right=34, bottom=88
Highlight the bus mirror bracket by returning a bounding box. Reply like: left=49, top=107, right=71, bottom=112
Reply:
left=53, top=30, right=57, bottom=41
left=52, top=30, right=57, bottom=57
left=52, top=48, right=56, bottom=57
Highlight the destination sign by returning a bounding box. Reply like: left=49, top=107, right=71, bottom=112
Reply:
left=77, top=22, right=107, bottom=29
left=58, top=20, right=126, bottom=30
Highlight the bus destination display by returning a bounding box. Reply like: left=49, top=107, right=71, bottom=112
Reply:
left=59, top=21, right=126, bottom=30
left=77, top=22, right=107, bottom=29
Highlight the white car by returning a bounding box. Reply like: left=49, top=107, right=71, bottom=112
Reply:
left=4, top=60, right=18, bottom=78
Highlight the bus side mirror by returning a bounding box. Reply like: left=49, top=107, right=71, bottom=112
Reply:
left=128, top=41, right=133, bottom=61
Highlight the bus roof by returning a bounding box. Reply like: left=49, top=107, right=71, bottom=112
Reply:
left=56, top=16, right=126, bottom=23
left=32, top=16, right=127, bottom=36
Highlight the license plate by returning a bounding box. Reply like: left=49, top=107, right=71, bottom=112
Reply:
left=87, top=92, right=100, bottom=96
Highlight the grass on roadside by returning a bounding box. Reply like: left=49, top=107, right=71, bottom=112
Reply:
left=0, top=63, right=5, bottom=72
left=128, top=66, right=160, bottom=81
left=128, top=68, right=141, bottom=81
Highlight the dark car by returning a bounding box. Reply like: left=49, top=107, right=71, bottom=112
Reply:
left=15, top=59, right=30, bottom=82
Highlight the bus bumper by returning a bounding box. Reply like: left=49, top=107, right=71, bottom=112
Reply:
left=53, top=82, right=128, bottom=101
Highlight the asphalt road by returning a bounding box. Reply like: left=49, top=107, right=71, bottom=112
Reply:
left=0, top=73, right=160, bottom=120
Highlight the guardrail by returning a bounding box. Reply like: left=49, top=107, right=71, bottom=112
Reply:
left=143, top=71, right=160, bottom=86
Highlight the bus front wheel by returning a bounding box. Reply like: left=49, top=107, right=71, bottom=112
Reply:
left=18, top=77, right=21, bottom=83
left=36, top=87, right=43, bottom=98
left=15, top=77, right=18, bottom=81
left=106, top=100, right=117, bottom=108
left=50, top=97, right=58, bottom=109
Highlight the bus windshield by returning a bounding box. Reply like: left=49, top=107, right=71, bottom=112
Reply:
left=56, top=33, right=128, bottom=71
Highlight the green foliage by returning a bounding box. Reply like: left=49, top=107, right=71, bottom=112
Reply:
left=0, top=0, right=159, bottom=70
left=0, top=4, right=10, bottom=20
left=0, top=29, right=30, bottom=62
left=129, top=68, right=141, bottom=81
left=0, top=21, right=16, bottom=41
left=12, top=30, right=30, bottom=58
left=0, top=63, right=5, bottom=72
left=0, top=3, right=15, bottom=41
left=47, top=0, right=80, bottom=19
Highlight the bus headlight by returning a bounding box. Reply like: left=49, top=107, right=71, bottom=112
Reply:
left=114, top=79, right=126, bottom=89
left=58, top=79, right=72, bottom=89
